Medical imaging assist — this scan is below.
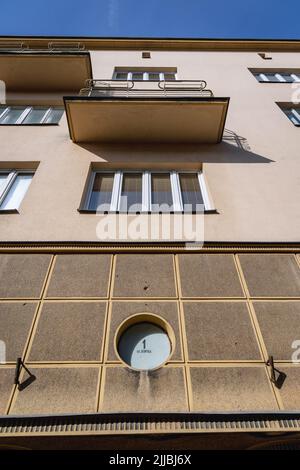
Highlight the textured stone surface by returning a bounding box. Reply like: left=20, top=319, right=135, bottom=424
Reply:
left=11, top=367, right=100, bottom=415
left=179, top=254, right=244, bottom=297
left=0, top=368, right=14, bottom=414
left=113, top=254, right=176, bottom=297
left=183, top=302, right=261, bottom=360
left=190, top=366, right=278, bottom=412
left=46, top=254, right=111, bottom=298
left=238, top=254, right=300, bottom=297
left=253, top=302, right=300, bottom=360
left=278, top=366, right=300, bottom=409
left=0, top=302, right=37, bottom=362
left=102, top=366, right=187, bottom=412
left=107, top=301, right=182, bottom=361
left=0, top=254, right=52, bottom=298
left=29, top=302, right=107, bottom=361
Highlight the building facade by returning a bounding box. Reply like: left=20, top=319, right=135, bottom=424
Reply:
left=0, top=37, right=300, bottom=450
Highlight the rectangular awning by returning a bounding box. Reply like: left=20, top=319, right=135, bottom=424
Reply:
left=64, top=96, right=230, bottom=144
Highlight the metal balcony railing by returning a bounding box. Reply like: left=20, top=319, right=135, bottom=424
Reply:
left=0, top=42, right=85, bottom=53
left=79, top=79, right=214, bottom=98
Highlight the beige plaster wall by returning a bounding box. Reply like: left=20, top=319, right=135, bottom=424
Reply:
left=0, top=50, right=299, bottom=242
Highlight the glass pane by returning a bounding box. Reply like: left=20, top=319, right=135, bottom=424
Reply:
left=164, top=73, right=176, bottom=81
left=279, top=73, right=294, bottom=83
left=115, top=72, right=128, bottom=80
left=0, top=173, right=33, bottom=210
left=0, top=106, right=8, bottom=117
left=179, top=173, right=204, bottom=212
left=23, top=107, right=47, bottom=124
left=0, top=173, right=9, bottom=194
left=88, top=173, right=114, bottom=211
left=264, top=73, right=277, bottom=81
left=120, top=173, right=143, bottom=212
left=132, top=72, right=144, bottom=81
left=44, top=108, right=64, bottom=124
left=151, top=173, right=173, bottom=211
left=285, top=109, right=300, bottom=125
left=0, top=107, right=25, bottom=124
left=148, top=73, right=160, bottom=81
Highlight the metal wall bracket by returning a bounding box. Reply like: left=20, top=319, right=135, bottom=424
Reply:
left=14, top=357, right=22, bottom=386
left=14, top=358, right=36, bottom=391
left=266, top=355, right=286, bottom=389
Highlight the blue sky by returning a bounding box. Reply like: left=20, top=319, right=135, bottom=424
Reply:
left=1, top=0, right=299, bottom=39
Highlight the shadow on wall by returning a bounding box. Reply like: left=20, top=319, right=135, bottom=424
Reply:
left=76, top=129, right=274, bottom=166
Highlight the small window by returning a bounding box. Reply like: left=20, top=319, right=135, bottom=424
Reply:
left=252, top=70, right=300, bottom=83
left=179, top=173, right=204, bottom=212
left=115, top=72, right=128, bottom=81
left=88, top=173, right=114, bottom=211
left=142, top=52, right=151, bottom=59
left=164, top=73, right=176, bottom=81
left=0, top=107, right=25, bottom=124
left=83, top=171, right=213, bottom=213
left=113, top=70, right=177, bottom=82
left=0, top=106, right=64, bottom=125
left=279, top=105, right=300, bottom=126
left=117, top=315, right=173, bottom=371
left=44, top=108, right=65, bottom=124
left=0, top=171, right=34, bottom=211
left=131, top=72, right=144, bottom=81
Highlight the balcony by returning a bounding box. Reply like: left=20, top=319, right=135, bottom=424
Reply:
left=0, top=43, right=92, bottom=105
left=64, top=79, right=230, bottom=144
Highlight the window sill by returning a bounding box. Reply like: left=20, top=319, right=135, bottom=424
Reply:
left=0, top=123, right=59, bottom=127
left=0, top=209, right=19, bottom=214
left=258, top=80, right=297, bottom=84
left=78, top=209, right=218, bottom=215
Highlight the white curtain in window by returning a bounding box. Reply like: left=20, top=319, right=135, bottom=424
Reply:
left=0, top=174, right=33, bottom=210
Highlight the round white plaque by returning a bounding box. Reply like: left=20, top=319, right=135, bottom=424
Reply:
left=118, top=322, right=171, bottom=371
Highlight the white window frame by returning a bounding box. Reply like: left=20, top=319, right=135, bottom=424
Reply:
left=0, top=106, right=63, bottom=125
left=85, top=170, right=214, bottom=213
left=0, top=170, right=34, bottom=210
left=113, top=70, right=177, bottom=81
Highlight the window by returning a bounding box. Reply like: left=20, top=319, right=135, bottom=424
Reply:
left=252, top=70, right=300, bottom=83
left=279, top=105, right=300, bottom=126
left=0, top=171, right=34, bottom=211
left=0, top=106, right=64, bottom=125
left=114, top=70, right=176, bottom=81
left=84, top=171, right=213, bottom=213
left=142, top=52, right=151, bottom=59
